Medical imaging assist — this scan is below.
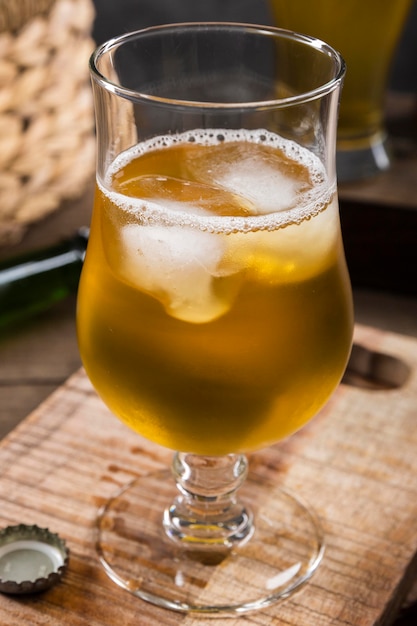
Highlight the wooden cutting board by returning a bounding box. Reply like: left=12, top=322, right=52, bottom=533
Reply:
left=0, top=323, right=416, bottom=626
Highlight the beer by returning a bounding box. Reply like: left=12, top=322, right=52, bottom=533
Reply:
left=269, top=0, right=412, bottom=149
left=77, top=129, right=353, bottom=455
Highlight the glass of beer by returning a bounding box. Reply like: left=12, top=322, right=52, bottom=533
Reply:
left=269, top=0, right=413, bottom=181
left=77, top=23, right=353, bottom=614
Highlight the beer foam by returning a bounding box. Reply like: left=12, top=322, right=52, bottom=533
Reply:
left=100, top=128, right=335, bottom=234
left=102, top=129, right=337, bottom=323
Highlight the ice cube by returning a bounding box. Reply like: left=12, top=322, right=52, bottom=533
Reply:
left=117, top=175, right=251, bottom=217
left=224, top=197, right=339, bottom=284
left=119, top=223, right=241, bottom=323
left=185, top=142, right=312, bottom=215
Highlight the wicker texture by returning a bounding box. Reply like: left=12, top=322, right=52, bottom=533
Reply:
left=0, top=0, right=96, bottom=244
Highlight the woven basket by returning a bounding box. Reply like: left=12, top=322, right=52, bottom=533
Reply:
left=0, top=0, right=96, bottom=245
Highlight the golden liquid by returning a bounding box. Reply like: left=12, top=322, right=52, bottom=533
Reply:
left=77, top=130, right=353, bottom=455
left=269, top=0, right=412, bottom=147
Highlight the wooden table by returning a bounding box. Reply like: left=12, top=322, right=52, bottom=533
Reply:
left=1, top=317, right=417, bottom=626
left=1, top=94, right=417, bottom=624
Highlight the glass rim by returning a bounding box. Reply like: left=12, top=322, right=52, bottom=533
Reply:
left=90, top=22, right=346, bottom=110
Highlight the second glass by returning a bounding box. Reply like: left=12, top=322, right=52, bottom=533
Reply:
left=269, top=0, right=413, bottom=181
left=77, top=23, right=353, bottom=614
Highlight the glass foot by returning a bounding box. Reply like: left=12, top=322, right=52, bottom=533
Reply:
left=337, top=133, right=391, bottom=182
left=96, top=469, right=325, bottom=615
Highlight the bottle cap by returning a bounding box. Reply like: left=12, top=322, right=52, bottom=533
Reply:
left=0, top=524, right=69, bottom=594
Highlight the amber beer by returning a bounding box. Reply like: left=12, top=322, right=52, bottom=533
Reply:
left=270, top=0, right=412, bottom=150
left=77, top=129, right=353, bottom=455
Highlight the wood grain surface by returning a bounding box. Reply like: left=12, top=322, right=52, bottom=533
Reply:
left=0, top=323, right=416, bottom=625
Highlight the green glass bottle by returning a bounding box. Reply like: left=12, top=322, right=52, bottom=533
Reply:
left=0, top=228, right=88, bottom=330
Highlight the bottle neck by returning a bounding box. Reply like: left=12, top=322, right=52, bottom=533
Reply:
left=0, top=228, right=89, bottom=330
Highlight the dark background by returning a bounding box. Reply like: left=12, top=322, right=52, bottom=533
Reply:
left=91, top=0, right=417, bottom=93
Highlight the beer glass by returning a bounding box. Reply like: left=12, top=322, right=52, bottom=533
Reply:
left=77, top=24, right=353, bottom=614
left=269, top=0, right=413, bottom=181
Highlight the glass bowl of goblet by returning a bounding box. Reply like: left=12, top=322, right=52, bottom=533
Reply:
left=77, top=23, right=353, bottom=615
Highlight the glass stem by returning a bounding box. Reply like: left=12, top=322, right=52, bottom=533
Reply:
left=163, top=452, right=254, bottom=550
